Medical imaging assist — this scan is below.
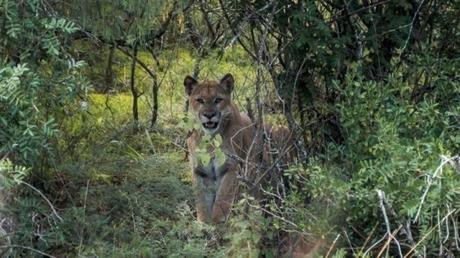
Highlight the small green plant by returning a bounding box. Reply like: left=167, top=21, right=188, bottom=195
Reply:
left=196, top=134, right=226, bottom=167
left=179, top=114, right=226, bottom=167
left=0, top=158, right=28, bottom=190
left=225, top=195, right=264, bottom=258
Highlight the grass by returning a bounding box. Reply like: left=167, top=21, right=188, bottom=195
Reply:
left=11, top=117, right=201, bottom=256
left=8, top=45, right=330, bottom=257
left=8, top=46, right=261, bottom=257
left=3, top=37, right=458, bottom=258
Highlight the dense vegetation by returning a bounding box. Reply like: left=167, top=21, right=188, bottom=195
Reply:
left=0, top=0, right=459, bottom=257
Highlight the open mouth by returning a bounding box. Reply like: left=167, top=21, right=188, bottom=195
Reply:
left=202, top=121, right=219, bottom=129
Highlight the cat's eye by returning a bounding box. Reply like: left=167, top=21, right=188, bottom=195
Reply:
left=196, top=98, right=204, bottom=104
left=214, top=97, right=223, bottom=104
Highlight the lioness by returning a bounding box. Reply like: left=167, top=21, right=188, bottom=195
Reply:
left=184, top=73, right=262, bottom=223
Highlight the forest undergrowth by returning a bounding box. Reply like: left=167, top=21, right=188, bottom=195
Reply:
left=6, top=102, right=225, bottom=257
left=1, top=0, right=459, bottom=256
left=2, top=46, right=459, bottom=257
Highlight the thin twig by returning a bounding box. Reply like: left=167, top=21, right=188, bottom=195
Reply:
left=376, top=226, right=403, bottom=258
left=415, top=155, right=458, bottom=222
left=78, top=179, right=90, bottom=254
left=400, top=0, right=426, bottom=55
left=20, top=181, right=63, bottom=222
left=364, top=233, right=389, bottom=256
left=325, top=233, right=341, bottom=258
left=377, top=190, right=403, bottom=257
left=0, top=244, right=56, bottom=258
left=379, top=189, right=418, bottom=256
left=342, top=229, right=356, bottom=257
left=404, top=209, right=457, bottom=258
left=359, top=222, right=380, bottom=254
left=246, top=202, right=298, bottom=228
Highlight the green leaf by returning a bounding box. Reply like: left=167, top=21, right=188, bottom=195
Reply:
left=215, top=149, right=226, bottom=167
left=197, top=152, right=211, bottom=166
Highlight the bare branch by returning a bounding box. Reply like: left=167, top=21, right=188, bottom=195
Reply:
left=21, top=181, right=63, bottom=222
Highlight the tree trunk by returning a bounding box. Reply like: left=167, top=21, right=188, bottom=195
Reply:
left=130, top=43, right=139, bottom=131
left=104, top=45, right=115, bottom=90
left=150, top=79, right=159, bottom=128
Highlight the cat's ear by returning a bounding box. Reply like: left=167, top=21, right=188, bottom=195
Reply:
left=220, top=73, right=234, bottom=93
left=184, top=75, right=197, bottom=96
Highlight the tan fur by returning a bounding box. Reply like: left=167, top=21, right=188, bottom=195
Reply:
left=184, top=74, right=261, bottom=223
left=264, top=124, right=296, bottom=167
left=183, top=74, right=328, bottom=257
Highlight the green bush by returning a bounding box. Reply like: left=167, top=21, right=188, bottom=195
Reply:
left=0, top=0, right=90, bottom=173
left=284, top=58, right=459, bottom=256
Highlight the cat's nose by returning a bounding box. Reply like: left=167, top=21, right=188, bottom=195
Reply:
left=203, top=112, right=216, bottom=119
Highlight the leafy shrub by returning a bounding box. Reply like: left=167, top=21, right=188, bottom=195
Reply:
left=281, top=59, right=459, bottom=256
left=0, top=0, right=90, bottom=173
